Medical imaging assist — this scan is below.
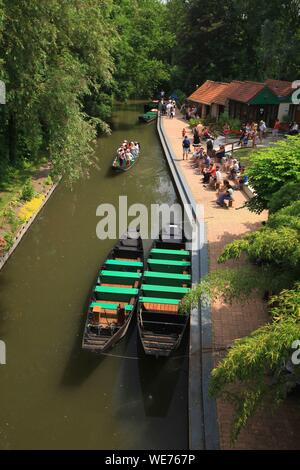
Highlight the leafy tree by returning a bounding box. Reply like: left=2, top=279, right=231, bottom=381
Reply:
left=246, top=136, right=300, bottom=213
left=166, top=0, right=300, bottom=92
left=0, top=0, right=115, bottom=181
left=268, top=179, right=300, bottom=214
left=180, top=198, right=300, bottom=441
left=209, top=289, right=300, bottom=443
left=110, top=0, right=174, bottom=100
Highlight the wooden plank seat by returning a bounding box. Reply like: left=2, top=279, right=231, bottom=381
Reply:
left=99, top=271, right=141, bottom=287
left=142, top=302, right=179, bottom=313
left=95, top=286, right=138, bottom=295
left=143, top=271, right=191, bottom=286
left=100, top=283, right=134, bottom=288
left=115, top=246, right=142, bottom=253
left=100, top=270, right=141, bottom=279
left=140, top=296, right=181, bottom=305
left=141, top=284, right=190, bottom=299
left=147, top=258, right=191, bottom=273
left=104, top=259, right=143, bottom=271
left=90, top=301, right=133, bottom=311
left=150, top=248, right=190, bottom=260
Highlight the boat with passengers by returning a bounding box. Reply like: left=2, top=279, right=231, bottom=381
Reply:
left=112, top=140, right=140, bottom=172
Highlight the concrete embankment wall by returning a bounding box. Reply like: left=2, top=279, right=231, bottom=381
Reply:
left=157, top=114, right=219, bottom=450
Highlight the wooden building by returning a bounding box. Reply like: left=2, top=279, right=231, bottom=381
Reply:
left=188, top=79, right=300, bottom=126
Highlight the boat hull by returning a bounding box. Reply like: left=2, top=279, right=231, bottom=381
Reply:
left=82, top=231, right=144, bottom=353
left=138, top=112, right=157, bottom=123
left=112, top=153, right=140, bottom=172
left=138, top=223, right=191, bottom=357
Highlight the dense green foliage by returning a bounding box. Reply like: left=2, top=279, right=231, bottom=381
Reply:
left=181, top=137, right=300, bottom=441
left=246, top=136, right=300, bottom=213
left=110, top=0, right=174, bottom=99
left=1, top=1, right=299, bottom=182
left=209, top=289, right=300, bottom=442
left=166, top=0, right=300, bottom=93
left=0, top=0, right=173, bottom=183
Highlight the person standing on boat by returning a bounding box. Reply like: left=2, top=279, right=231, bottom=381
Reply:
left=117, top=305, right=125, bottom=325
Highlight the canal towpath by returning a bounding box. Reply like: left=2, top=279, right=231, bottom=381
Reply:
left=161, top=112, right=300, bottom=450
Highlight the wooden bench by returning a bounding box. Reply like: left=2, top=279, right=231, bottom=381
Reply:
left=141, top=284, right=190, bottom=299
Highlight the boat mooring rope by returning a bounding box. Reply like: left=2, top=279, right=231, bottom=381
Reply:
left=98, top=345, right=229, bottom=360
left=99, top=352, right=189, bottom=360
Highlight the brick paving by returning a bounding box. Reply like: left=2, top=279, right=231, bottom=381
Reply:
left=162, top=114, right=300, bottom=449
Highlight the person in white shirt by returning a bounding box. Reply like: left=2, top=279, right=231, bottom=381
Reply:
left=166, top=102, right=172, bottom=117
left=259, top=120, right=267, bottom=142
left=215, top=166, right=222, bottom=190
left=289, top=122, right=299, bottom=135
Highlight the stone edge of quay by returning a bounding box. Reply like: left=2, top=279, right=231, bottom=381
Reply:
left=156, top=113, right=220, bottom=451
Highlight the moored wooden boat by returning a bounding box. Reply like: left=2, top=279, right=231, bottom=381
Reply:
left=82, top=230, right=144, bottom=352
left=138, top=111, right=158, bottom=123
left=144, top=100, right=159, bottom=113
left=137, top=223, right=191, bottom=357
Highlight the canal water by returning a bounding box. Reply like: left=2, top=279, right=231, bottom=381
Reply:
left=0, top=102, right=188, bottom=450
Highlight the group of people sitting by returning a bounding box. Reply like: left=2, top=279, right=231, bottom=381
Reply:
left=114, top=140, right=140, bottom=168
left=288, top=121, right=299, bottom=135
left=188, top=142, right=248, bottom=207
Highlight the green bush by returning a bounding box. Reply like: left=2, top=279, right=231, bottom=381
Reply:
left=20, top=180, right=35, bottom=202
left=3, top=207, right=16, bottom=225
left=218, top=111, right=241, bottom=130
left=44, top=175, right=53, bottom=186
left=246, top=136, right=300, bottom=213
left=268, top=180, right=300, bottom=213
left=188, top=117, right=204, bottom=128
left=204, top=115, right=217, bottom=126
left=3, top=232, right=14, bottom=251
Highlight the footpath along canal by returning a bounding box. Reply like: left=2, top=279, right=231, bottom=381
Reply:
left=0, top=101, right=188, bottom=450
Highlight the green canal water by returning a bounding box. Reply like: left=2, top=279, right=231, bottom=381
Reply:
left=0, top=101, right=188, bottom=450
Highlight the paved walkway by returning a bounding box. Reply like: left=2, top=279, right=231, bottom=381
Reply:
left=162, top=114, right=300, bottom=449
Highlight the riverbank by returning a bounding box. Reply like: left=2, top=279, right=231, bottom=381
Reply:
left=0, top=161, right=57, bottom=268
left=161, top=112, right=300, bottom=449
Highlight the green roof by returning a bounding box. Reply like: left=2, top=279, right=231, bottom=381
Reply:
left=249, top=86, right=281, bottom=105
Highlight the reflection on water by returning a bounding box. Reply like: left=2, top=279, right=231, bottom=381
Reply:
left=0, top=101, right=188, bottom=450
